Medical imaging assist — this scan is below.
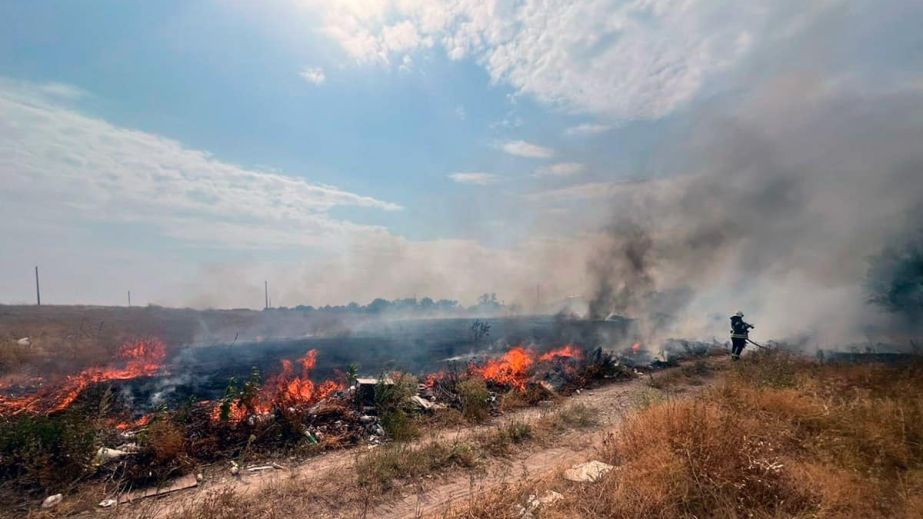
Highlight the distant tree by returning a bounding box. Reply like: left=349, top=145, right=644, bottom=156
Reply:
left=367, top=298, right=391, bottom=314
left=436, top=299, right=461, bottom=312
left=470, top=319, right=491, bottom=346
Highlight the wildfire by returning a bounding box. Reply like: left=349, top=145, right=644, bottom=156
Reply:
left=470, top=346, right=535, bottom=390
left=115, top=413, right=153, bottom=431
left=0, top=338, right=167, bottom=416
left=539, top=344, right=584, bottom=362
left=212, top=348, right=344, bottom=424
left=424, top=371, right=447, bottom=389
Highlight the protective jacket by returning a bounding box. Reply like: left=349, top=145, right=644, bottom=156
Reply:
left=730, top=315, right=754, bottom=339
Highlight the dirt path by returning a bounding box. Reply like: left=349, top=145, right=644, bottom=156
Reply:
left=371, top=369, right=720, bottom=519
left=124, top=359, right=724, bottom=518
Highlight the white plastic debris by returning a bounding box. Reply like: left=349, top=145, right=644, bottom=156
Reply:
left=411, top=395, right=434, bottom=410
left=563, top=460, right=615, bottom=482
left=523, top=490, right=564, bottom=514
left=195, top=473, right=204, bottom=482
left=41, top=494, right=63, bottom=509
left=98, top=498, right=117, bottom=508
left=95, top=447, right=132, bottom=465
left=230, top=461, right=240, bottom=476
left=16, top=337, right=31, bottom=347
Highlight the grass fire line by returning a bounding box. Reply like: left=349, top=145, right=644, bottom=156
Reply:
left=0, top=338, right=698, bottom=509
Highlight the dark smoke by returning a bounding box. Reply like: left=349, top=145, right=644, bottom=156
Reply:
left=588, top=221, right=653, bottom=320
left=867, top=233, right=923, bottom=325
left=588, top=81, right=923, bottom=348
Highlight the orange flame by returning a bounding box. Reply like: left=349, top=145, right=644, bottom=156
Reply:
left=423, top=371, right=446, bottom=389
left=115, top=413, right=153, bottom=431
left=538, top=345, right=584, bottom=362
left=470, top=346, right=535, bottom=390
left=631, top=342, right=642, bottom=353
left=0, top=338, right=167, bottom=416
left=212, top=349, right=343, bottom=424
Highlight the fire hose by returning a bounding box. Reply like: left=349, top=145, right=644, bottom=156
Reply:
left=747, top=338, right=770, bottom=350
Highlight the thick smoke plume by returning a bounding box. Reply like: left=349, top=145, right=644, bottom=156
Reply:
left=589, top=79, right=923, bottom=349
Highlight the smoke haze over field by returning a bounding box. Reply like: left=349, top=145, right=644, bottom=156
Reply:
left=589, top=80, right=923, bottom=347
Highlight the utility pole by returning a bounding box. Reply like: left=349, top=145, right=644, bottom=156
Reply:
left=35, top=266, right=41, bottom=306
left=128, top=290, right=132, bottom=307
left=264, top=280, right=269, bottom=310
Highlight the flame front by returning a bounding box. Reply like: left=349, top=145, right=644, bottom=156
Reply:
left=424, top=371, right=446, bottom=389
left=0, top=338, right=166, bottom=416
left=538, top=344, right=584, bottom=362
left=115, top=413, right=153, bottom=431
left=471, top=346, right=535, bottom=390
left=212, top=348, right=344, bottom=424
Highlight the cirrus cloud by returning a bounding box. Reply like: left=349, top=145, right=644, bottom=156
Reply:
left=448, top=172, right=498, bottom=185
left=299, top=66, right=326, bottom=85
left=534, top=162, right=585, bottom=177
left=500, top=140, right=554, bottom=159
left=0, top=81, right=400, bottom=252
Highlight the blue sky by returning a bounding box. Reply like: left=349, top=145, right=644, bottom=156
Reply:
left=0, top=0, right=920, bottom=311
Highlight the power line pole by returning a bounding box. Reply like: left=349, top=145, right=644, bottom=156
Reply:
left=264, top=280, right=269, bottom=310
left=35, top=266, right=41, bottom=306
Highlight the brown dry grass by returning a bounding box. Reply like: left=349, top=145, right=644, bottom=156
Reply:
left=444, top=350, right=923, bottom=519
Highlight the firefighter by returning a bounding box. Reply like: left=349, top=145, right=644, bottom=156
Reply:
left=729, top=311, right=754, bottom=360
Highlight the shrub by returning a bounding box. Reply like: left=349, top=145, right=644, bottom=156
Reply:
left=0, top=411, right=97, bottom=492
left=375, top=373, right=419, bottom=441
left=457, top=377, right=490, bottom=423
left=146, top=418, right=186, bottom=463
left=124, top=417, right=191, bottom=485
left=506, top=421, right=532, bottom=443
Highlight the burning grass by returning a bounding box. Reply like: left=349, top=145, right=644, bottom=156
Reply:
left=0, top=338, right=166, bottom=416
left=442, top=350, right=923, bottom=519
left=0, top=337, right=672, bottom=513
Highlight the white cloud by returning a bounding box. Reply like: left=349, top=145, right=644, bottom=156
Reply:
left=525, top=182, right=619, bottom=202
left=37, top=82, right=88, bottom=100
left=0, top=82, right=400, bottom=252
left=564, top=123, right=612, bottom=136
left=526, top=177, right=681, bottom=203
left=399, top=54, right=414, bottom=72
left=301, top=0, right=814, bottom=119
left=448, top=172, right=498, bottom=185
left=500, top=140, right=554, bottom=159
left=299, top=67, right=326, bottom=85
left=381, top=20, right=423, bottom=53
left=534, top=162, right=585, bottom=177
